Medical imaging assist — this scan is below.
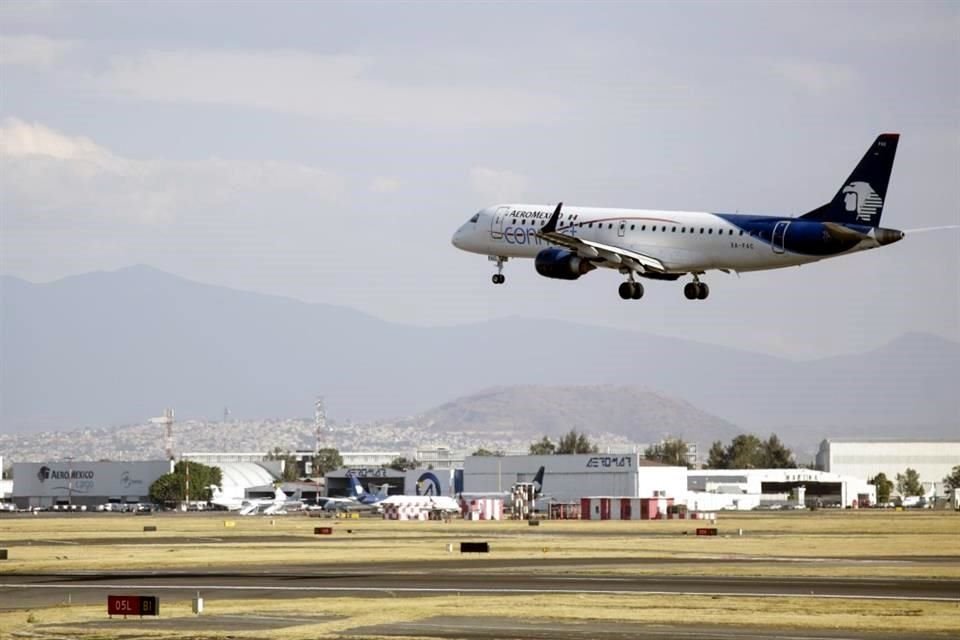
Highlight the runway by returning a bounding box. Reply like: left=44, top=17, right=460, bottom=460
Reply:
left=3, top=566, right=958, bottom=611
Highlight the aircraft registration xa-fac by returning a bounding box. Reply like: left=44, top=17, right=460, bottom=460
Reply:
left=452, top=134, right=909, bottom=300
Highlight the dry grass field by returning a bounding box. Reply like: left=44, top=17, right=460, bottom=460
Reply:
left=1, top=510, right=958, bottom=639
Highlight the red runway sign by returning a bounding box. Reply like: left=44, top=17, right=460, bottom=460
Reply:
left=107, top=595, right=159, bottom=616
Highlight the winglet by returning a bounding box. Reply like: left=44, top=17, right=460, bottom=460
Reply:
left=542, top=202, right=563, bottom=234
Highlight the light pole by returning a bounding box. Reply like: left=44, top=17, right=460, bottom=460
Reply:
left=66, top=456, right=73, bottom=509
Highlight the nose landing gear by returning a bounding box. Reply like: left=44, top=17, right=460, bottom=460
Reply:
left=490, top=256, right=507, bottom=285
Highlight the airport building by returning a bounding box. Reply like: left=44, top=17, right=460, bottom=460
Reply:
left=10, top=460, right=173, bottom=509
left=686, top=468, right=876, bottom=510
left=463, top=453, right=687, bottom=504
left=816, top=439, right=960, bottom=497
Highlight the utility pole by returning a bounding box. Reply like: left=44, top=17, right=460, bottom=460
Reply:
left=66, top=456, right=73, bottom=508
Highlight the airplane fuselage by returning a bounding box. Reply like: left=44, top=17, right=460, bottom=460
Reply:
left=453, top=205, right=900, bottom=275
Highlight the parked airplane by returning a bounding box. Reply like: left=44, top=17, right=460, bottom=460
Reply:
left=211, top=485, right=302, bottom=515
left=322, top=475, right=390, bottom=512
left=452, top=134, right=916, bottom=300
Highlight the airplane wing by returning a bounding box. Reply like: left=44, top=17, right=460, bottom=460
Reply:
left=537, top=202, right=667, bottom=274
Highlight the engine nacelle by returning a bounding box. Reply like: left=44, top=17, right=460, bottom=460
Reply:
left=534, top=248, right=596, bottom=280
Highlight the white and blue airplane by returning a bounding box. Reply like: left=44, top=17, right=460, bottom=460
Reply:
left=322, top=475, right=390, bottom=512
left=452, top=134, right=910, bottom=300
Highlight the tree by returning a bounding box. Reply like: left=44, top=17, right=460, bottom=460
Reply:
left=704, top=434, right=793, bottom=469
left=528, top=436, right=557, bottom=456
left=760, top=434, right=795, bottom=468
left=869, top=472, right=894, bottom=504
left=556, top=429, right=598, bottom=454
left=644, top=438, right=692, bottom=468
left=706, top=441, right=727, bottom=469
left=896, top=468, right=924, bottom=497
left=148, top=460, right=222, bottom=505
left=726, top=434, right=764, bottom=468
left=266, top=447, right=301, bottom=481
left=472, top=448, right=504, bottom=457
left=311, top=448, right=343, bottom=476
left=943, top=465, right=960, bottom=491
left=387, top=456, right=418, bottom=471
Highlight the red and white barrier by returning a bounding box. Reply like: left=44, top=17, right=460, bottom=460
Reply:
left=579, top=497, right=712, bottom=521
left=382, top=503, right=429, bottom=521
left=460, top=498, right=503, bottom=520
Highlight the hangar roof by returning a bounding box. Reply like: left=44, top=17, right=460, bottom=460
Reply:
left=214, top=462, right=278, bottom=494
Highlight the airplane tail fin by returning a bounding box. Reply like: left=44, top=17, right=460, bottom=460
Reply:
left=349, top=475, right=366, bottom=498
left=274, top=487, right=287, bottom=502
left=801, top=134, right=898, bottom=227
left=532, top=466, right=545, bottom=495
left=374, top=483, right=390, bottom=499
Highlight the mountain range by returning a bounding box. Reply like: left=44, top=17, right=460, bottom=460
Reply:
left=2, top=266, right=957, bottom=451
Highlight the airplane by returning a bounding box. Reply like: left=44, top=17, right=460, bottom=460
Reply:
left=452, top=134, right=922, bottom=300
left=211, top=485, right=302, bottom=515
left=322, top=475, right=390, bottom=512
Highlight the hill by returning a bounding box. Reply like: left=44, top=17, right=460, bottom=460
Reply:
left=419, top=385, right=740, bottom=444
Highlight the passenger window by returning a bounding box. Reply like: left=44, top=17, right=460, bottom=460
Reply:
left=728, top=229, right=733, bottom=235
left=708, top=229, right=713, bottom=234
left=661, top=226, right=666, bottom=232
left=641, top=225, right=646, bottom=231
left=608, top=223, right=613, bottom=229
left=521, top=219, right=526, bottom=225
left=512, top=219, right=517, bottom=224
left=589, top=223, right=593, bottom=228
left=681, top=227, right=686, bottom=233
left=672, top=226, right=677, bottom=232
left=739, top=230, right=744, bottom=236
left=700, top=228, right=704, bottom=234
left=630, top=224, right=635, bottom=230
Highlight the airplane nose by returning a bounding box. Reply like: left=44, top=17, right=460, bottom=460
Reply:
left=451, top=227, right=465, bottom=249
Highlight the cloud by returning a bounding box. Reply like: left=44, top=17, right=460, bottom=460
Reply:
left=0, top=34, right=75, bottom=68
left=768, top=60, right=858, bottom=96
left=468, top=167, right=528, bottom=203
left=0, top=117, right=344, bottom=226
left=88, top=48, right=562, bottom=128
left=369, top=176, right=403, bottom=194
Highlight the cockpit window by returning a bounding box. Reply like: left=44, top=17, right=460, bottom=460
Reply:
left=469, top=213, right=480, bottom=223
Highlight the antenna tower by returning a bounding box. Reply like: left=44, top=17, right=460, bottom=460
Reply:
left=150, top=408, right=175, bottom=460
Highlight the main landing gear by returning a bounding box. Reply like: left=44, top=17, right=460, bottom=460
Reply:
left=490, top=256, right=507, bottom=285
left=683, top=276, right=709, bottom=300
left=618, top=272, right=644, bottom=300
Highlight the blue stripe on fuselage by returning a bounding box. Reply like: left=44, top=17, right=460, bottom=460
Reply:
left=715, top=214, right=864, bottom=256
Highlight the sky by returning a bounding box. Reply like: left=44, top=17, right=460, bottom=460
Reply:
left=1, top=0, right=958, bottom=360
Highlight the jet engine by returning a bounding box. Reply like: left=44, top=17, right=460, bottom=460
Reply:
left=534, top=248, right=596, bottom=280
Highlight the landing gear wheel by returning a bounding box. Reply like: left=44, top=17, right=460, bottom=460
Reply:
left=696, top=282, right=709, bottom=300
left=631, top=282, right=644, bottom=299
left=492, top=274, right=505, bottom=285
left=618, top=282, right=633, bottom=300
left=684, top=282, right=699, bottom=300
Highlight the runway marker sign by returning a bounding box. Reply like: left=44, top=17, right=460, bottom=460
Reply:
left=107, top=595, right=159, bottom=617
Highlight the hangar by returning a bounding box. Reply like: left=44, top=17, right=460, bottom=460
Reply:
left=816, top=439, right=960, bottom=498
left=323, top=467, right=458, bottom=499
left=686, top=468, right=876, bottom=510
left=463, top=453, right=687, bottom=503
left=11, top=460, right=172, bottom=509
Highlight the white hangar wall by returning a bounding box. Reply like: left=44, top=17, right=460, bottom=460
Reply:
left=463, top=454, right=687, bottom=503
